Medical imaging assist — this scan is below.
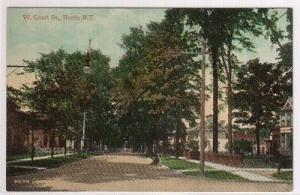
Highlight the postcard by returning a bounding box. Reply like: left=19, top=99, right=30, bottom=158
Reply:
left=3, top=2, right=295, bottom=193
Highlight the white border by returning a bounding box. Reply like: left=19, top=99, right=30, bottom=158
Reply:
left=1, top=0, right=299, bottom=195
left=0, top=0, right=295, bottom=8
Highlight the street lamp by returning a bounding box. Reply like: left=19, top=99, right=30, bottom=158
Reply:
left=81, top=39, right=92, bottom=153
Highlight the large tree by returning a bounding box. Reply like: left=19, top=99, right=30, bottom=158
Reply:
left=169, top=8, right=285, bottom=153
left=233, top=59, right=290, bottom=155
left=113, top=17, right=201, bottom=158
left=276, top=8, right=292, bottom=99
left=21, top=49, right=114, bottom=155
left=218, top=9, right=285, bottom=153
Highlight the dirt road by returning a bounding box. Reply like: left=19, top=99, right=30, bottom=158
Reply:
left=7, top=153, right=292, bottom=192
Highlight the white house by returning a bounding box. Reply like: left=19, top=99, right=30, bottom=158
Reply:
left=185, top=115, right=228, bottom=152
left=278, top=97, right=293, bottom=156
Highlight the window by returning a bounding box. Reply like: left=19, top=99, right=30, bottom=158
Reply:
left=280, top=134, right=285, bottom=149
left=287, top=133, right=293, bottom=151
left=286, top=112, right=292, bottom=127
left=280, top=113, right=286, bottom=126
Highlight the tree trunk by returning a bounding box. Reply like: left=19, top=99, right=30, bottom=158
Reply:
left=31, top=129, right=34, bottom=163
left=256, top=123, right=261, bottom=156
left=64, top=137, right=67, bottom=156
left=227, top=78, right=233, bottom=153
left=162, top=137, right=167, bottom=155
left=199, top=39, right=206, bottom=176
left=227, top=47, right=233, bottom=153
left=146, top=141, right=153, bottom=157
left=175, top=130, right=179, bottom=158
left=51, top=129, right=55, bottom=158
left=212, top=46, right=219, bottom=153
left=151, top=139, right=160, bottom=165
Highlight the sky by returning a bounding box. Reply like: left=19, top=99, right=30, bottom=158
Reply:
left=6, top=8, right=289, bottom=122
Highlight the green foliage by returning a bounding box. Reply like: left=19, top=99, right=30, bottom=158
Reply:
left=7, top=86, right=22, bottom=111
left=7, top=153, right=93, bottom=176
left=9, top=8, right=291, bottom=154
left=186, top=140, right=199, bottom=152
left=161, top=156, right=199, bottom=170
left=272, top=171, right=293, bottom=181
left=20, top=49, right=118, bottom=147
left=233, top=59, right=289, bottom=128
left=185, top=170, right=249, bottom=181
left=113, top=16, right=201, bottom=147
left=166, top=8, right=285, bottom=153
left=276, top=9, right=292, bottom=99
left=233, top=58, right=291, bottom=154
left=244, top=156, right=278, bottom=168
left=232, top=140, right=252, bottom=155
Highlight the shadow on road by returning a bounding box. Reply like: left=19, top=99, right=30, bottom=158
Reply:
left=6, top=153, right=181, bottom=191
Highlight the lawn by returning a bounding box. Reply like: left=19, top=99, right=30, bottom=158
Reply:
left=7, top=153, right=31, bottom=161
left=6, top=167, right=39, bottom=177
left=244, top=157, right=278, bottom=168
left=272, top=171, right=293, bottom=181
left=160, top=156, right=247, bottom=182
left=185, top=170, right=249, bottom=181
left=7, top=151, right=74, bottom=161
left=161, top=156, right=207, bottom=170
left=7, top=153, right=92, bottom=176
left=10, top=153, right=91, bottom=168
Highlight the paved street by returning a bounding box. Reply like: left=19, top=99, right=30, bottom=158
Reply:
left=7, top=153, right=292, bottom=192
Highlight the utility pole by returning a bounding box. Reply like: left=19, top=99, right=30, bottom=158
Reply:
left=81, top=111, right=86, bottom=152
left=199, top=39, right=207, bottom=176
left=82, top=39, right=92, bottom=153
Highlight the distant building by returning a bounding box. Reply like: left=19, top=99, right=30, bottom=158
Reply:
left=252, top=138, right=269, bottom=155
left=278, top=97, right=293, bottom=155
left=7, top=108, right=32, bottom=154
left=186, top=115, right=228, bottom=152
left=7, top=105, right=69, bottom=155
left=267, top=97, right=293, bottom=156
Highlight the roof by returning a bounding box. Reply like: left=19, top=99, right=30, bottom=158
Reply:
left=7, top=109, right=48, bottom=130
left=282, top=97, right=292, bottom=111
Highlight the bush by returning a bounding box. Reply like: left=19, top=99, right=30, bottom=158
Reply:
left=232, top=140, right=252, bottom=155
left=206, top=152, right=244, bottom=167
left=278, top=155, right=293, bottom=170
left=186, top=140, right=199, bottom=152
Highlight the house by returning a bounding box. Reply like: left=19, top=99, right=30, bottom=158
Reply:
left=7, top=103, right=70, bottom=155
left=162, top=130, right=186, bottom=155
left=185, top=115, right=228, bottom=152
left=265, top=127, right=280, bottom=155
left=7, top=108, right=32, bottom=154
left=252, top=138, right=269, bottom=155
left=278, top=98, right=293, bottom=155
left=278, top=97, right=293, bottom=156
left=266, top=97, right=293, bottom=156
left=232, top=130, right=269, bottom=155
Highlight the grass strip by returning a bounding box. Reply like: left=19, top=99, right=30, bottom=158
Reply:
left=7, top=153, right=92, bottom=176
left=185, top=170, right=249, bottom=181
left=161, top=156, right=247, bottom=182
left=272, top=171, right=293, bottom=181
left=161, top=156, right=201, bottom=170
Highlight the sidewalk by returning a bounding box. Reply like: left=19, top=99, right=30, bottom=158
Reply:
left=7, top=153, right=75, bottom=164
left=179, top=157, right=291, bottom=182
